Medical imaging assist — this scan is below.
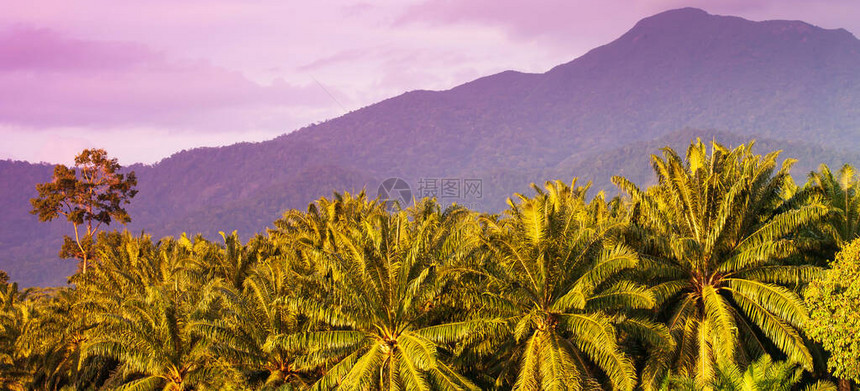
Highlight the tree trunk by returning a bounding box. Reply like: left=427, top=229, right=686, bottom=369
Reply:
left=839, top=378, right=852, bottom=391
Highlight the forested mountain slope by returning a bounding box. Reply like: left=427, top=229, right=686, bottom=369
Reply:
left=3, top=7, right=859, bottom=286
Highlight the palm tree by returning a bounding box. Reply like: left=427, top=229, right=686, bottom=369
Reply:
left=798, top=164, right=860, bottom=391
left=190, top=231, right=262, bottom=291
left=75, top=232, right=194, bottom=306
left=477, top=179, right=669, bottom=390
left=612, top=140, right=827, bottom=389
left=804, top=164, right=860, bottom=248
left=270, top=191, right=380, bottom=275
left=76, top=232, right=241, bottom=390
left=197, top=256, right=321, bottom=389
left=268, top=196, right=481, bottom=390
left=0, top=282, right=33, bottom=390
left=664, top=354, right=836, bottom=391
left=22, top=287, right=117, bottom=390
left=82, top=279, right=238, bottom=390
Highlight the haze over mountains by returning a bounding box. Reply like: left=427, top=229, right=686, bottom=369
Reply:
left=3, top=7, right=860, bottom=286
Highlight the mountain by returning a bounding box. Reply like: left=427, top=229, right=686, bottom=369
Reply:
left=3, top=7, right=860, bottom=286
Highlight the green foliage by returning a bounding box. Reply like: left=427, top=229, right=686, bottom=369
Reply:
left=664, top=355, right=836, bottom=391
left=475, top=179, right=670, bottom=390
left=804, top=164, right=860, bottom=247
left=613, top=140, right=826, bottom=389
left=1, top=140, right=855, bottom=390
left=0, top=281, right=31, bottom=389
left=267, top=195, right=482, bottom=390
left=805, top=238, right=860, bottom=383
left=29, top=149, right=138, bottom=273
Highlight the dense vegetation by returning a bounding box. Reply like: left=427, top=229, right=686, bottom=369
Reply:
left=2, top=140, right=859, bottom=390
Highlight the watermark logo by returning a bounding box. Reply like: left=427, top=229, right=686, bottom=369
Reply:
left=377, top=177, right=413, bottom=210
left=417, top=178, right=482, bottom=199
left=377, top=177, right=484, bottom=211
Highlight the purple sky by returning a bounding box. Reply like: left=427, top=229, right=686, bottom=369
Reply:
left=2, top=1, right=858, bottom=165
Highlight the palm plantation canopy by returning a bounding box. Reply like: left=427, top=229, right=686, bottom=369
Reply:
left=1, top=140, right=855, bottom=390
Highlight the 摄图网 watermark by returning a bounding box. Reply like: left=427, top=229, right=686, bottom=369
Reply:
left=377, top=177, right=483, bottom=210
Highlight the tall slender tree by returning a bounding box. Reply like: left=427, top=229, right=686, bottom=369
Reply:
left=30, top=149, right=138, bottom=274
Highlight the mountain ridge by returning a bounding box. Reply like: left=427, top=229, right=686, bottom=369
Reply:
left=3, top=8, right=860, bottom=286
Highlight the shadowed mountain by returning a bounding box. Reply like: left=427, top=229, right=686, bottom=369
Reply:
left=3, top=7, right=860, bottom=286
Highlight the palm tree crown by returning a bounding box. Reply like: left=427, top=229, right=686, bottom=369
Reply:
left=268, top=195, right=481, bottom=390
left=613, top=140, right=827, bottom=388
left=478, top=179, right=669, bottom=390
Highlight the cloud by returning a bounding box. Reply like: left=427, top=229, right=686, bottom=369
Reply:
left=0, top=27, right=154, bottom=71
left=0, top=124, right=297, bottom=165
left=0, top=26, right=334, bottom=130
left=397, top=0, right=647, bottom=43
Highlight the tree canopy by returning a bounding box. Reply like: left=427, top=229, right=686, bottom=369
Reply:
left=30, top=148, right=138, bottom=273
left=805, top=238, right=860, bottom=384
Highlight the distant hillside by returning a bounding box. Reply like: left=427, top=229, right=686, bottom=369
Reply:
left=3, top=7, right=860, bottom=286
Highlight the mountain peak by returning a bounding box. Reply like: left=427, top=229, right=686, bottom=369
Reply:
left=647, top=7, right=710, bottom=20
left=547, top=6, right=860, bottom=76
left=623, top=7, right=855, bottom=42
left=628, top=7, right=716, bottom=32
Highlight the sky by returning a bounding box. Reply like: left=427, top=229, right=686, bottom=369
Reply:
left=1, top=0, right=858, bottom=165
